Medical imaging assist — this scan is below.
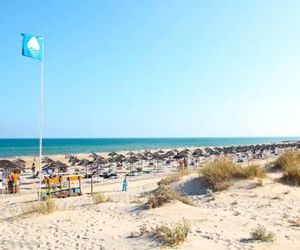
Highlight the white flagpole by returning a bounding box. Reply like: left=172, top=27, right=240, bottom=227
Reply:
left=38, top=37, right=45, bottom=201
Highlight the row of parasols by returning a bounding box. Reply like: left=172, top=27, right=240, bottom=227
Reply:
left=1, top=141, right=299, bottom=172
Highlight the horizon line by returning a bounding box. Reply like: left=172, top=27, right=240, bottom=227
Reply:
left=0, top=136, right=300, bottom=140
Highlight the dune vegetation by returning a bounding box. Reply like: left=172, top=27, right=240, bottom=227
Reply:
left=139, top=218, right=190, bottom=247
left=25, top=197, right=57, bottom=215
left=199, top=160, right=266, bottom=191
left=92, top=192, right=110, bottom=204
left=274, top=151, right=300, bottom=186
left=157, top=169, right=191, bottom=186
left=273, top=151, right=300, bottom=171
left=146, top=186, right=194, bottom=209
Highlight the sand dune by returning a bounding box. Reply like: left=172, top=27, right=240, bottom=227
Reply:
left=1, top=168, right=300, bottom=250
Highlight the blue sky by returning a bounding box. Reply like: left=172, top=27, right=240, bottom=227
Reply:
left=0, top=0, right=300, bottom=138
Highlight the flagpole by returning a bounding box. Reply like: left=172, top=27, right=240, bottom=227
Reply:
left=38, top=37, right=45, bottom=201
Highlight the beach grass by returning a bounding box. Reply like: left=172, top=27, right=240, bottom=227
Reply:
left=26, top=197, right=57, bottom=214
left=199, top=160, right=266, bottom=191
left=139, top=218, right=190, bottom=247
left=281, top=166, right=300, bottom=186
left=158, top=169, right=191, bottom=187
left=146, top=186, right=194, bottom=209
left=273, top=151, right=300, bottom=185
left=288, top=217, right=300, bottom=227
left=250, top=225, right=276, bottom=242
left=273, top=151, right=300, bottom=171
left=92, top=192, right=110, bottom=204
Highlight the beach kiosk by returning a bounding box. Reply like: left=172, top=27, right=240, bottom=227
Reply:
left=41, top=175, right=82, bottom=199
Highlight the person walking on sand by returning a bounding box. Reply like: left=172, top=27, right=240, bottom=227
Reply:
left=31, top=163, right=36, bottom=176
left=122, top=175, right=128, bottom=192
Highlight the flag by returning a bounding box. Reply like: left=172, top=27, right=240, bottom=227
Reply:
left=21, top=33, right=43, bottom=60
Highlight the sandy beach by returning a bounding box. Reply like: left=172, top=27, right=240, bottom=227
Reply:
left=1, top=148, right=300, bottom=250
left=2, top=1, right=300, bottom=249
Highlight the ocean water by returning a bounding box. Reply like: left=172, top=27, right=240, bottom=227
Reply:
left=0, top=137, right=299, bottom=158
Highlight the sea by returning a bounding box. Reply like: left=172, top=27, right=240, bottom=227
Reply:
left=0, top=137, right=299, bottom=158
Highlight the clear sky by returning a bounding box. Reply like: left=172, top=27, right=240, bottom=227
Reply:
left=0, top=0, right=300, bottom=138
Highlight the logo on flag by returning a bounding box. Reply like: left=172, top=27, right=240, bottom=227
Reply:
left=21, top=33, right=43, bottom=60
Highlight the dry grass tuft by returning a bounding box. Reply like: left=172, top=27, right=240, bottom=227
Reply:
left=288, top=217, right=300, bottom=227
left=199, top=160, right=266, bottom=191
left=272, top=151, right=300, bottom=186
left=26, top=197, right=57, bottom=214
left=139, top=218, right=190, bottom=247
left=242, top=165, right=266, bottom=179
left=281, top=166, right=300, bottom=186
left=250, top=225, right=275, bottom=242
left=130, top=198, right=144, bottom=204
left=256, top=178, right=263, bottom=187
left=146, top=186, right=194, bottom=209
left=282, top=212, right=289, bottom=219
left=158, top=170, right=191, bottom=186
left=92, top=192, right=110, bottom=204
left=273, top=151, right=300, bottom=171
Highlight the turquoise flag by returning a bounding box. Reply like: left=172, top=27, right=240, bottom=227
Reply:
left=21, top=33, right=43, bottom=60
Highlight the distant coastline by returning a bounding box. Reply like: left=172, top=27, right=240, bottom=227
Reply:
left=0, top=137, right=299, bottom=158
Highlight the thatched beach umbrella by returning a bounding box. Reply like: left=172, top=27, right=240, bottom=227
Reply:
left=143, top=151, right=152, bottom=159
left=89, top=152, right=99, bottom=159
left=174, top=152, right=188, bottom=159
left=0, top=160, right=16, bottom=170
left=136, top=153, right=147, bottom=161
left=68, top=155, right=80, bottom=166
left=43, top=160, right=68, bottom=173
left=12, top=158, right=26, bottom=169
left=126, top=151, right=135, bottom=156
left=106, top=157, right=115, bottom=163
left=78, top=159, right=92, bottom=166
left=126, top=156, right=139, bottom=164
left=108, top=152, right=118, bottom=157
left=165, top=150, right=175, bottom=158
left=152, top=154, right=167, bottom=161
left=114, top=154, right=126, bottom=163
left=192, top=149, right=203, bottom=157
left=42, top=157, right=54, bottom=164
left=93, top=157, right=106, bottom=165
left=77, top=159, right=93, bottom=177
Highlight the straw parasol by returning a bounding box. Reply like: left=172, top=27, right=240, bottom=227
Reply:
left=0, top=160, right=16, bottom=170
left=126, top=151, right=135, bottom=156
left=108, top=152, right=118, bottom=157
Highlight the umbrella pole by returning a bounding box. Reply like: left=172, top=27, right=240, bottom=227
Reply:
left=38, top=40, right=45, bottom=201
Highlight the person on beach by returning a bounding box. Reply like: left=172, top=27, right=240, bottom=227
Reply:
left=122, top=175, right=128, bottom=192
left=31, top=163, right=36, bottom=176
left=183, top=158, right=188, bottom=169
left=11, top=171, right=19, bottom=193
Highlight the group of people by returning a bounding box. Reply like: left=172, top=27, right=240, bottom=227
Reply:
left=3, top=171, right=20, bottom=194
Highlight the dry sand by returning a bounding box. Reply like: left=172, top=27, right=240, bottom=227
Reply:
left=1, top=166, right=300, bottom=250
